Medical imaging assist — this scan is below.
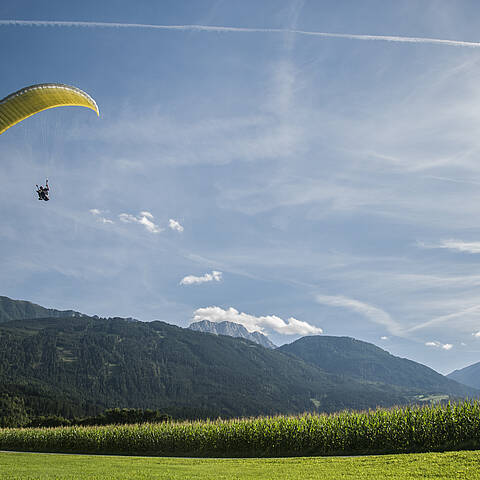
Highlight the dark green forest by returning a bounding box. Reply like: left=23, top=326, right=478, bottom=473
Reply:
left=0, top=296, right=477, bottom=427
left=279, top=336, right=472, bottom=392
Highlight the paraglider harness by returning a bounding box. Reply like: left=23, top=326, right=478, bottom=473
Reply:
left=36, top=179, right=49, bottom=201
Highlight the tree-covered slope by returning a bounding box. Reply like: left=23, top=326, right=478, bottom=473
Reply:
left=0, top=316, right=431, bottom=419
left=1, top=296, right=476, bottom=420
left=0, top=296, right=85, bottom=323
left=447, top=362, right=480, bottom=390
left=278, top=336, right=477, bottom=397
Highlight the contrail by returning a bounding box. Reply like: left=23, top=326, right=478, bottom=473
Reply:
left=2, top=19, right=480, bottom=48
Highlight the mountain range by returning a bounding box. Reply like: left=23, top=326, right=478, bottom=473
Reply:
left=279, top=336, right=469, bottom=393
left=0, top=295, right=478, bottom=423
left=188, top=319, right=276, bottom=349
left=0, top=295, right=86, bottom=323
left=447, top=362, right=480, bottom=390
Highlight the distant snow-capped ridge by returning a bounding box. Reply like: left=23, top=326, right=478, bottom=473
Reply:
left=188, top=319, right=276, bottom=349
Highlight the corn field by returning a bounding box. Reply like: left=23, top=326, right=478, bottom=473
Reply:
left=1, top=400, right=479, bottom=457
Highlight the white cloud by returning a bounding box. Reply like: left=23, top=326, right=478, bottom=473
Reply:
left=118, top=213, right=136, bottom=223
left=315, top=294, right=403, bottom=336
left=169, top=219, right=184, bottom=232
left=389, top=272, right=480, bottom=290
left=408, top=305, right=480, bottom=333
left=192, top=306, right=323, bottom=335
left=4, top=20, right=480, bottom=49
left=180, top=271, right=222, bottom=285
left=473, top=331, right=480, bottom=337
left=119, top=211, right=162, bottom=233
left=138, top=215, right=161, bottom=233
left=425, top=341, right=453, bottom=350
left=140, top=211, right=154, bottom=220
left=90, top=208, right=114, bottom=224
left=418, top=239, right=480, bottom=254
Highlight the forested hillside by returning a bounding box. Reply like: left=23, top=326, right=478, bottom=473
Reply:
left=0, top=296, right=477, bottom=426
left=447, top=361, right=480, bottom=390
left=279, top=335, right=475, bottom=397
left=0, top=296, right=85, bottom=323
left=0, top=315, right=440, bottom=423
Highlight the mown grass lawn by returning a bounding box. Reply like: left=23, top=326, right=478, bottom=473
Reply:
left=1, top=450, right=479, bottom=479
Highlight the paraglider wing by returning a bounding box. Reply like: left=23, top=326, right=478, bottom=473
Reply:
left=0, top=83, right=99, bottom=135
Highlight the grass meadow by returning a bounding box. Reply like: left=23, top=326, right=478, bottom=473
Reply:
left=1, top=450, right=480, bottom=479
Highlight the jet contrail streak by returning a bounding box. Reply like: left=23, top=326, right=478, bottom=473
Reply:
left=1, top=19, right=480, bottom=48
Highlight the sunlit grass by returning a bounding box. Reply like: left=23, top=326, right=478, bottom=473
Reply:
left=1, top=450, right=480, bottom=479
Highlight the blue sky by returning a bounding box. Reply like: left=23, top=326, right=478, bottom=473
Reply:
left=3, top=1, right=480, bottom=374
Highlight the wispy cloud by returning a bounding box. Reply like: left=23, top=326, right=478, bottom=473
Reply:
left=118, top=211, right=162, bottom=233
left=86, top=112, right=300, bottom=168
left=192, top=306, right=323, bottom=335
left=425, top=341, right=453, bottom=350
left=89, top=208, right=114, bottom=224
left=2, top=20, right=480, bottom=48
left=386, top=273, right=480, bottom=290
left=423, top=175, right=480, bottom=187
left=180, top=270, right=222, bottom=286
left=316, top=294, right=403, bottom=336
left=408, top=304, right=480, bottom=333
left=417, top=239, right=480, bottom=254
left=169, top=219, right=184, bottom=232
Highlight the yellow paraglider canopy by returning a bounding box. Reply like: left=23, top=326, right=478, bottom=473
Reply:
left=0, top=83, right=99, bottom=135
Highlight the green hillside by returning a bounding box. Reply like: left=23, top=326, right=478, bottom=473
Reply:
left=0, top=296, right=477, bottom=424
left=447, top=361, right=480, bottom=390
left=278, top=335, right=476, bottom=397
left=0, top=315, right=432, bottom=421
left=0, top=296, right=85, bottom=323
